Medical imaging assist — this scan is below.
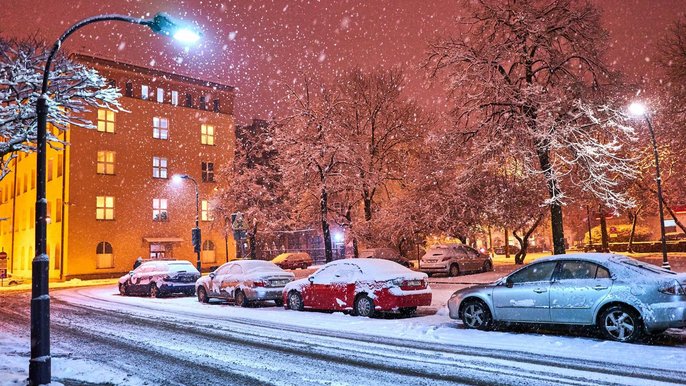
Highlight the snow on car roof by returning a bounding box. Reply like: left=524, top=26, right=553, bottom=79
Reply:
left=330, top=258, right=411, bottom=274
left=236, top=260, right=282, bottom=271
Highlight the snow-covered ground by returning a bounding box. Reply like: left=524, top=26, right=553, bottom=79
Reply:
left=2, top=268, right=686, bottom=385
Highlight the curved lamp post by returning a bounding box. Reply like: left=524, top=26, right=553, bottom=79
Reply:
left=172, top=174, right=202, bottom=273
left=31, top=13, right=200, bottom=385
left=628, top=102, right=670, bottom=270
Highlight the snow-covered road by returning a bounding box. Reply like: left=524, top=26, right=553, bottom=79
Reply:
left=2, top=284, right=686, bottom=385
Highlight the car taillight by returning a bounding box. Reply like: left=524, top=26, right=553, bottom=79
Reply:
left=658, top=280, right=686, bottom=295
left=249, top=281, right=265, bottom=287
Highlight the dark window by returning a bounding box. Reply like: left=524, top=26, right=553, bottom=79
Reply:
left=199, top=96, right=206, bottom=110
left=185, top=93, right=193, bottom=107
left=508, top=262, right=557, bottom=284
left=125, top=82, right=133, bottom=97
left=213, top=99, right=220, bottom=112
left=108, top=79, right=117, bottom=88
left=201, top=162, right=214, bottom=182
left=96, top=241, right=113, bottom=254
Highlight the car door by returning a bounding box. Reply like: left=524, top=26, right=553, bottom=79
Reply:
left=492, top=261, right=557, bottom=322
left=328, top=263, right=361, bottom=310
left=462, top=246, right=481, bottom=271
left=549, top=260, right=613, bottom=324
left=129, top=265, right=150, bottom=294
left=222, top=264, right=244, bottom=299
left=209, top=264, right=231, bottom=297
left=308, top=265, right=340, bottom=309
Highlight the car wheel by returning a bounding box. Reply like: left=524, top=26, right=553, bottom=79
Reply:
left=197, top=286, right=209, bottom=303
left=449, top=264, right=460, bottom=277
left=274, top=299, right=284, bottom=307
left=118, top=283, right=128, bottom=296
left=149, top=283, right=160, bottom=298
left=235, top=290, right=249, bottom=307
left=354, top=295, right=375, bottom=318
left=399, top=307, right=417, bottom=317
left=599, top=305, right=643, bottom=343
left=461, top=299, right=493, bottom=330
left=288, top=291, right=304, bottom=311
left=482, top=260, right=493, bottom=272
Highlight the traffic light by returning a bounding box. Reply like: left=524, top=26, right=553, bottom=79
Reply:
left=192, top=227, right=202, bottom=253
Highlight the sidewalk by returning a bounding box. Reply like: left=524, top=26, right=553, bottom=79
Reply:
left=0, top=278, right=119, bottom=293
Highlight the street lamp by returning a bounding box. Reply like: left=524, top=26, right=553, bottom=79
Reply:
left=31, top=13, right=201, bottom=385
left=173, top=174, right=202, bottom=272
left=628, top=102, right=670, bottom=270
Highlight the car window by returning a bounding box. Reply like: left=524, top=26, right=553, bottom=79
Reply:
left=312, top=264, right=355, bottom=284
left=558, top=261, right=610, bottom=280
left=215, top=264, right=231, bottom=276
left=508, top=262, right=557, bottom=284
left=331, top=266, right=360, bottom=283
left=229, top=265, right=243, bottom=275
left=462, top=246, right=480, bottom=258
left=596, top=266, right=610, bottom=279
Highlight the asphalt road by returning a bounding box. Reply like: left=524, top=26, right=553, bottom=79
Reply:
left=2, top=286, right=686, bottom=386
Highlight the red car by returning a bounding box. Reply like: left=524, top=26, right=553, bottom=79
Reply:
left=283, top=259, right=431, bottom=317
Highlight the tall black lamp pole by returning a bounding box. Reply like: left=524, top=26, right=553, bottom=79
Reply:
left=30, top=13, right=200, bottom=385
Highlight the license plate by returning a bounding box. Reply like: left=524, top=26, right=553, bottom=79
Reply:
left=405, top=280, right=422, bottom=287
left=426, top=260, right=437, bottom=263
left=271, top=279, right=289, bottom=286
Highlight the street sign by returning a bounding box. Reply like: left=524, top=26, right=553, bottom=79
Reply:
left=231, top=212, right=245, bottom=231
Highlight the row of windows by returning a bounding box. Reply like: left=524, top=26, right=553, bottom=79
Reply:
left=0, top=156, right=64, bottom=204
left=0, top=199, right=63, bottom=235
left=95, top=196, right=214, bottom=222
left=97, top=109, right=217, bottom=145
left=96, top=153, right=215, bottom=182
left=121, top=81, right=221, bottom=112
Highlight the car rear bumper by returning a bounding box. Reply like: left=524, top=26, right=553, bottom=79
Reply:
left=644, top=301, right=686, bottom=331
left=378, top=288, right=432, bottom=309
left=159, top=283, right=195, bottom=294
left=419, top=264, right=449, bottom=273
left=244, top=287, right=285, bottom=301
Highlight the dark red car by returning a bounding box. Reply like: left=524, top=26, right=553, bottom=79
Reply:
left=283, top=259, right=431, bottom=317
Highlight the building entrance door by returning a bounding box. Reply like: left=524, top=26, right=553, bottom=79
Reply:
left=149, top=243, right=173, bottom=259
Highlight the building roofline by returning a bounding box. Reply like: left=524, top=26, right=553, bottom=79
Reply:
left=71, top=53, right=235, bottom=92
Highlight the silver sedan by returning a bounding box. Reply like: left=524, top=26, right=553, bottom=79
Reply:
left=447, top=253, right=686, bottom=342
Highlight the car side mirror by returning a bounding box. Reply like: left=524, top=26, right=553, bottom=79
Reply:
left=505, top=277, right=514, bottom=288
left=308, top=276, right=314, bottom=283
left=129, top=271, right=134, bottom=275
left=209, top=272, right=216, bottom=279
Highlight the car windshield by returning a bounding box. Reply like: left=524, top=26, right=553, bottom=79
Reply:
left=619, top=258, right=676, bottom=275
left=167, top=263, right=196, bottom=272
left=241, top=260, right=282, bottom=273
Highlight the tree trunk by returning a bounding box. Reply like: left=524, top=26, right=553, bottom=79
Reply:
left=512, top=214, right=542, bottom=265
left=599, top=205, right=609, bottom=252
left=248, top=222, right=258, bottom=260
left=344, top=207, right=359, bottom=258
left=363, top=189, right=373, bottom=222
left=321, top=188, right=333, bottom=263
left=627, top=206, right=643, bottom=253
left=536, top=145, right=566, bottom=255
left=488, top=226, right=494, bottom=257
left=504, top=228, right=510, bottom=259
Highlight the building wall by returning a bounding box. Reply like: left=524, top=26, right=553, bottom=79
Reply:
left=0, top=55, right=237, bottom=280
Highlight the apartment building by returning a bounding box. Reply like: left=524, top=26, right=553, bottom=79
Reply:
left=0, top=54, right=236, bottom=280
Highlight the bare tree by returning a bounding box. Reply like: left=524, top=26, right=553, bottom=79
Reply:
left=426, top=0, right=637, bottom=255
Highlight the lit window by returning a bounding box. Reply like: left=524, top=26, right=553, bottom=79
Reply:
left=95, top=241, right=114, bottom=269
left=56, top=199, right=63, bottom=222
left=152, top=157, right=168, bottom=179
left=47, top=159, right=53, bottom=182
left=201, top=162, right=214, bottom=182
left=97, top=109, right=116, bottom=133
left=96, top=196, right=115, bottom=220
left=201, top=200, right=214, bottom=221
left=156, top=88, right=164, bottom=103
left=97, top=151, right=115, bottom=175
left=141, top=84, right=149, bottom=100
left=153, top=117, right=169, bottom=140
left=57, top=154, right=63, bottom=177
left=171, top=91, right=179, bottom=106
left=201, top=124, right=215, bottom=145
left=153, top=198, right=168, bottom=221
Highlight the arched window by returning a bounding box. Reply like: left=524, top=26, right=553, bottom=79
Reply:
left=201, top=240, right=216, bottom=264
left=96, top=241, right=114, bottom=269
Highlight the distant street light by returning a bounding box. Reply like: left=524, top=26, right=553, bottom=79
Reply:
left=173, top=174, right=202, bottom=272
left=31, top=13, right=201, bottom=385
left=628, top=102, right=670, bottom=270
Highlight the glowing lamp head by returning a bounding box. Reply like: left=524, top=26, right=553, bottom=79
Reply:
left=332, top=231, right=345, bottom=243
left=172, top=174, right=188, bottom=184
left=628, top=102, right=647, bottom=117
left=147, top=13, right=202, bottom=44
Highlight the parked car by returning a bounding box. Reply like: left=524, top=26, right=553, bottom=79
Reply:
left=196, top=260, right=295, bottom=306
left=283, top=258, right=431, bottom=317
left=448, top=253, right=686, bottom=343
left=494, top=244, right=521, bottom=255
left=357, top=248, right=411, bottom=268
left=419, top=244, right=493, bottom=277
left=118, top=260, right=200, bottom=298
left=0, top=273, right=24, bottom=287
left=271, top=252, right=313, bottom=270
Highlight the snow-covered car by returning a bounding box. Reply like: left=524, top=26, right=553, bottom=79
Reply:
left=118, top=260, right=199, bottom=298
left=283, top=258, right=431, bottom=317
left=0, top=273, right=24, bottom=287
left=419, top=244, right=493, bottom=277
left=271, top=252, right=313, bottom=270
left=357, top=248, right=411, bottom=268
left=448, top=253, right=686, bottom=343
left=195, top=260, right=295, bottom=306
